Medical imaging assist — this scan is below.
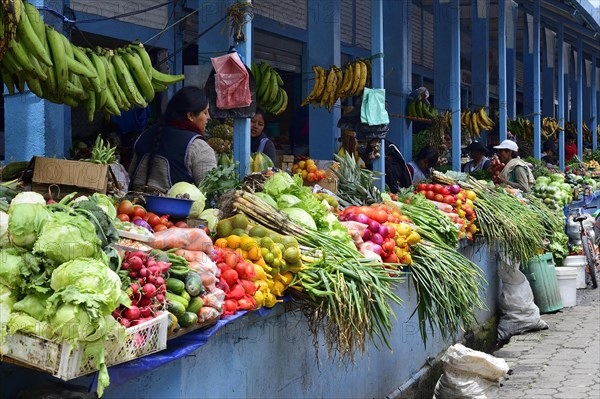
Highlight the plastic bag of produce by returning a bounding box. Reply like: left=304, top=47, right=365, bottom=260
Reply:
left=197, top=306, right=221, bottom=323
left=211, top=51, right=251, bottom=109
left=150, top=228, right=214, bottom=254
left=497, top=253, right=548, bottom=342
left=433, top=343, right=509, bottom=399
left=174, top=249, right=219, bottom=276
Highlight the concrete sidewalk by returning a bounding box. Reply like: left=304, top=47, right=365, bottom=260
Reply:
left=494, top=288, right=600, bottom=399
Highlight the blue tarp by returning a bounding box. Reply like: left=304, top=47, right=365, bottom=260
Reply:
left=90, top=306, right=279, bottom=391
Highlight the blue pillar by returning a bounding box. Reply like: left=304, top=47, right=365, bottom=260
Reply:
left=577, top=38, right=583, bottom=159
left=471, top=0, right=489, bottom=144
left=592, top=55, right=597, bottom=151
left=532, top=0, right=541, bottom=159
left=583, top=59, right=591, bottom=135
left=383, top=0, right=411, bottom=161
left=570, top=48, right=577, bottom=123
left=499, top=0, right=508, bottom=142
left=371, top=0, right=385, bottom=192
left=507, top=2, right=518, bottom=120
left=167, top=0, right=185, bottom=97
left=522, top=12, right=533, bottom=121
left=557, top=24, right=566, bottom=170
left=307, top=0, right=340, bottom=160
left=434, top=0, right=461, bottom=171
left=542, top=28, right=555, bottom=118
left=232, top=1, right=252, bottom=177
left=4, top=0, right=70, bottom=161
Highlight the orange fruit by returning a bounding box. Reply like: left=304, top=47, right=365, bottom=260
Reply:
left=215, top=238, right=228, bottom=248
left=248, top=246, right=261, bottom=261
left=227, top=235, right=241, bottom=249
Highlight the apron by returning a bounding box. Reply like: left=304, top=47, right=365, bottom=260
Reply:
left=257, top=137, right=269, bottom=153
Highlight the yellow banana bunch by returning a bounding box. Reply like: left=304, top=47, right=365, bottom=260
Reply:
left=0, top=0, right=21, bottom=60
left=301, top=58, right=371, bottom=111
left=251, top=61, right=288, bottom=115
left=459, top=108, right=494, bottom=138
left=541, top=117, right=563, bottom=139
left=0, top=1, right=184, bottom=121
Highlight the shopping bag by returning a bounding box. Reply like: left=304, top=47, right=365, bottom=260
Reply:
left=210, top=52, right=252, bottom=109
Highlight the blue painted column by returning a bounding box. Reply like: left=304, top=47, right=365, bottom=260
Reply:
left=434, top=0, right=461, bottom=171
left=522, top=12, right=533, bottom=121
left=542, top=28, right=555, bottom=118
left=167, top=0, right=185, bottom=97
left=591, top=55, right=597, bottom=151
left=507, top=1, right=518, bottom=120
left=307, top=0, right=340, bottom=160
left=232, top=0, right=252, bottom=177
left=582, top=59, right=591, bottom=135
left=382, top=0, right=412, bottom=161
left=471, top=0, right=489, bottom=144
left=570, top=48, right=577, bottom=123
left=577, top=38, right=583, bottom=159
left=557, top=24, right=566, bottom=170
left=4, top=0, right=70, bottom=161
left=370, top=0, right=385, bottom=192
left=532, top=0, right=541, bottom=159
left=498, top=0, right=509, bottom=142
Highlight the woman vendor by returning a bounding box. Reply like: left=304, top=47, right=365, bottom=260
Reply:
left=129, top=86, right=217, bottom=193
left=462, top=141, right=491, bottom=173
left=494, top=139, right=535, bottom=192
left=407, top=146, right=438, bottom=184
left=250, top=109, right=277, bottom=162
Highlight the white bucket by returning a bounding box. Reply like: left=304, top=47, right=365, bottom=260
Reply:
left=554, top=267, right=578, bottom=307
left=561, top=256, right=587, bottom=289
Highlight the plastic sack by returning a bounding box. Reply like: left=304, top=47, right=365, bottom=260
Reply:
left=149, top=228, right=214, bottom=254
left=361, top=88, right=389, bottom=126
left=497, top=253, right=548, bottom=341
left=210, top=52, right=251, bottom=109
left=201, top=287, right=225, bottom=311
left=174, top=249, right=219, bottom=276
left=433, top=343, right=509, bottom=399
left=197, top=306, right=221, bottom=323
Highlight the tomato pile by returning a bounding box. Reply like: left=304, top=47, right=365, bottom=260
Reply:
left=115, top=199, right=190, bottom=231
left=112, top=251, right=171, bottom=328
left=214, top=248, right=260, bottom=316
left=488, top=158, right=505, bottom=183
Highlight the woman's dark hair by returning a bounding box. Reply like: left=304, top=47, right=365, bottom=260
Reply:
left=163, top=86, right=209, bottom=122
left=415, top=145, right=439, bottom=168
left=567, top=132, right=576, bottom=141
left=253, top=108, right=266, bottom=120
left=543, top=140, right=556, bottom=153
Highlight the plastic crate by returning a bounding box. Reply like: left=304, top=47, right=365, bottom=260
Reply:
left=3, top=312, right=168, bottom=380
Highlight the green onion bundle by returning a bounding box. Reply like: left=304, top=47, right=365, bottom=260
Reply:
left=230, top=190, right=404, bottom=362
left=410, top=240, right=487, bottom=346
left=524, top=193, right=569, bottom=264
left=461, top=178, right=545, bottom=266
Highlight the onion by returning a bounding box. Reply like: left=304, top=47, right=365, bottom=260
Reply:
left=368, top=219, right=380, bottom=233
left=371, top=233, right=384, bottom=246
left=378, top=224, right=389, bottom=238
left=355, top=213, right=371, bottom=225
left=370, top=243, right=383, bottom=255
left=449, top=184, right=461, bottom=194
left=362, top=229, right=372, bottom=241
left=342, top=213, right=355, bottom=222
left=133, top=219, right=154, bottom=232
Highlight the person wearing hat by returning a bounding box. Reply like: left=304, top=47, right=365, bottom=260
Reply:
left=494, top=139, right=536, bottom=192
left=462, top=141, right=492, bottom=173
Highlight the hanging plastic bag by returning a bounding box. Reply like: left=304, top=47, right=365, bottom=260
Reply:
left=361, top=88, right=389, bottom=126
left=210, top=51, right=251, bottom=109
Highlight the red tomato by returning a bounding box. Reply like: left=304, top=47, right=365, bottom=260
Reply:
left=425, top=184, right=434, bottom=191
left=167, top=221, right=174, bottom=228
left=440, top=188, right=450, bottom=196
left=132, top=206, right=146, bottom=218
left=175, top=221, right=188, bottom=228
left=117, top=213, right=130, bottom=222
left=417, top=183, right=427, bottom=191
left=132, top=216, right=143, bottom=222
left=372, top=209, right=389, bottom=224
left=159, top=216, right=169, bottom=226
left=147, top=214, right=161, bottom=228
left=382, top=239, right=395, bottom=253
left=434, top=194, right=444, bottom=202
left=425, top=191, right=435, bottom=200
left=433, top=184, right=444, bottom=194
left=117, top=200, right=134, bottom=216
left=154, top=224, right=168, bottom=232
left=443, top=195, right=455, bottom=205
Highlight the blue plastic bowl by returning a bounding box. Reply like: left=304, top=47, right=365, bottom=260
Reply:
left=145, top=195, right=194, bottom=218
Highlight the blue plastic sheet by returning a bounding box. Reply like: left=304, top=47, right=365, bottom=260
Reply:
left=90, top=306, right=279, bottom=391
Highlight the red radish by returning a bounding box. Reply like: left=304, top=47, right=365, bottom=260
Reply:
left=148, top=265, right=160, bottom=275
left=124, top=306, right=141, bottom=320
left=129, top=251, right=148, bottom=260
left=157, top=262, right=171, bottom=273
left=138, top=297, right=152, bottom=307
left=157, top=284, right=166, bottom=294
left=112, top=309, right=122, bottom=319
left=156, top=293, right=165, bottom=303
left=129, top=271, right=138, bottom=278
left=222, top=269, right=238, bottom=286
left=129, top=256, right=144, bottom=271
left=140, top=306, right=152, bottom=318
left=146, top=259, right=157, bottom=269
left=121, top=262, right=130, bottom=270
left=138, top=278, right=145, bottom=285
left=139, top=268, right=150, bottom=279
left=131, top=283, right=139, bottom=295
left=119, top=318, right=131, bottom=328
left=155, top=276, right=165, bottom=286
left=142, top=283, right=156, bottom=298
left=147, top=274, right=157, bottom=285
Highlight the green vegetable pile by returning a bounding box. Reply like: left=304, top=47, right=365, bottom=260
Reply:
left=0, top=192, right=127, bottom=397
left=198, top=163, right=241, bottom=208
left=525, top=194, right=569, bottom=265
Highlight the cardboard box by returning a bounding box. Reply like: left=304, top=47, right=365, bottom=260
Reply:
left=31, top=157, right=109, bottom=198
left=280, top=155, right=295, bottom=172
left=304, top=169, right=338, bottom=194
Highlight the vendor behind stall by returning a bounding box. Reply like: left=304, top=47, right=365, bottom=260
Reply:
left=462, top=141, right=491, bottom=173
left=407, top=146, right=438, bottom=184
left=129, top=86, right=217, bottom=193
left=250, top=109, right=277, bottom=162
left=495, top=139, right=535, bottom=192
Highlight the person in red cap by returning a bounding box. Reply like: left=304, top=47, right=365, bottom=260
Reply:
left=494, top=139, right=536, bottom=192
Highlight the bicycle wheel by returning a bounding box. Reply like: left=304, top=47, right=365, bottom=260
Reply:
left=581, top=235, right=598, bottom=289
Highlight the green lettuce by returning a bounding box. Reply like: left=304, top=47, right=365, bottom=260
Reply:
left=12, top=293, right=51, bottom=321
left=0, top=248, right=24, bottom=289
left=8, top=203, right=50, bottom=248
left=34, top=212, right=102, bottom=264
left=0, top=284, right=16, bottom=327
left=7, top=312, right=55, bottom=340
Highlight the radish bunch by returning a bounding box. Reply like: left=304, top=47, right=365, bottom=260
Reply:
left=113, top=251, right=171, bottom=328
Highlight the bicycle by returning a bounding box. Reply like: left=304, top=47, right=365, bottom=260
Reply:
left=568, top=207, right=598, bottom=289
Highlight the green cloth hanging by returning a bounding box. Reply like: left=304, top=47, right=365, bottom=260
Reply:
left=361, top=88, right=389, bottom=126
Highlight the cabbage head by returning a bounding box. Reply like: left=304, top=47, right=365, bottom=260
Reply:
left=9, top=191, right=46, bottom=211
left=0, top=248, right=24, bottom=289
left=12, top=292, right=50, bottom=321
left=8, top=204, right=50, bottom=248
left=280, top=208, right=317, bottom=230
left=34, top=212, right=102, bottom=264
left=0, top=211, right=8, bottom=248
left=0, top=284, right=16, bottom=327
left=167, top=182, right=206, bottom=218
